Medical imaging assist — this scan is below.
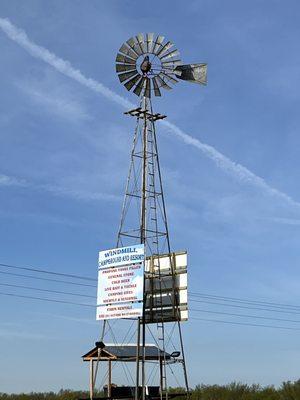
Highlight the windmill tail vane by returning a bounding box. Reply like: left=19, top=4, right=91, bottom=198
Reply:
left=116, top=32, right=207, bottom=98
left=175, top=63, right=207, bottom=85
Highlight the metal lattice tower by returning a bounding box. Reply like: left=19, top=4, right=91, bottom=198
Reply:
left=91, top=33, right=207, bottom=400
left=116, top=96, right=189, bottom=399
left=117, top=98, right=169, bottom=256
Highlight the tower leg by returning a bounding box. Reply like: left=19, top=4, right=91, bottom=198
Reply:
left=135, top=317, right=141, bottom=400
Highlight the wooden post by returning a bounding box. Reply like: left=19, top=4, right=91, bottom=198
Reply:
left=108, top=360, right=112, bottom=398
left=89, top=360, right=94, bottom=400
left=159, top=358, right=163, bottom=397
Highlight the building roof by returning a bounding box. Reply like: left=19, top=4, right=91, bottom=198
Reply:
left=82, top=344, right=172, bottom=362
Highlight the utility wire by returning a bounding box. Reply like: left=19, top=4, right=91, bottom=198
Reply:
left=0, top=262, right=95, bottom=281
left=0, top=282, right=94, bottom=298
left=190, top=299, right=300, bottom=316
left=5, top=261, right=300, bottom=333
left=190, top=308, right=300, bottom=324
left=0, top=270, right=97, bottom=288
left=0, top=291, right=95, bottom=308
left=2, top=285, right=300, bottom=328
left=4, top=261, right=300, bottom=313
left=189, top=292, right=300, bottom=311
left=2, top=289, right=300, bottom=332
left=191, top=317, right=300, bottom=331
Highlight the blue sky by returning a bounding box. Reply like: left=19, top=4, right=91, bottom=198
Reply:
left=1, top=0, right=300, bottom=393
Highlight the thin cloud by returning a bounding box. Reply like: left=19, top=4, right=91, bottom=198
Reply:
left=0, top=172, right=119, bottom=202
left=1, top=17, right=299, bottom=208
left=267, top=217, right=300, bottom=226
left=43, top=313, right=97, bottom=325
left=16, top=80, right=91, bottom=121
left=0, top=173, right=28, bottom=187
left=0, top=328, right=54, bottom=340
left=41, top=183, right=120, bottom=202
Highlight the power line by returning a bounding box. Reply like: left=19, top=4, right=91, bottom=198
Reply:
left=5, top=260, right=300, bottom=330
left=190, top=308, right=300, bottom=324
left=0, top=282, right=94, bottom=298
left=0, top=291, right=95, bottom=308
left=189, top=292, right=300, bottom=311
left=0, top=270, right=97, bottom=288
left=3, top=260, right=300, bottom=313
left=0, top=262, right=96, bottom=281
left=3, top=281, right=300, bottom=325
left=191, top=317, right=300, bottom=331
left=1, top=289, right=300, bottom=332
left=190, top=298, right=300, bottom=316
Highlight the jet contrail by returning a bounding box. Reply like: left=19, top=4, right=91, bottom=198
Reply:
left=0, top=18, right=133, bottom=110
left=161, top=120, right=299, bottom=207
left=0, top=17, right=298, bottom=208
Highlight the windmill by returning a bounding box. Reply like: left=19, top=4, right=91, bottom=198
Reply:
left=116, top=33, right=207, bottom=97
left=82, top=34, right=207, bottom=400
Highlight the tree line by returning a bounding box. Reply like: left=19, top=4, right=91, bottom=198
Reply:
left=1, top=381, right=300, bottom=400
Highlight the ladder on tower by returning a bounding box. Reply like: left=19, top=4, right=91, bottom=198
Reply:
left=146, top=122, right=169, bottom=400
left=157, top=312, right=167, bottom=399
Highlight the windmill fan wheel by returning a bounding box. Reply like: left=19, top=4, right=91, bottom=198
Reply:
left=115, top=33, right=182, bottom=98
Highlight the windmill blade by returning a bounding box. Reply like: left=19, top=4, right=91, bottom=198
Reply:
left=116, top=64, right=137, bottom=73
left=133, top=76, right=147, bottom=96
left=135, top=33, right=147, bottom=55
left=144, top=77, right=151, bottom=98
left=153, top=35, right=165, bottom=55
left=133, top=33, right=144, bottom=55
left=174, top=63, right=207, bottom=85
left=156, top=75, right=172, bottom=90
left=161, top=59, right=182, bottom=67
left=156, top=41, right=174, bottom=58
left=126, top=37, right=140, bottom=57
left=171, top=69, right=182, bottom=77
left=160, top=72, right=178, bottom=85
left=151, top=77, right=161, bottom=97
left=119, top=43, right=139, bottom=60
left=160, top=67, right=178, bottom=75
left=118, top=70, right=139, bottom=83
left=160, top=49, right=180, bottom=61
left=146, top=33, right=154, bottom=53
left=161, top=60, right=182, bottom=75
left=124, top=74, right=141, bottom=90
left=161, top=66, right=180, bottom=74
left=116, top=53, right=136, bottom=65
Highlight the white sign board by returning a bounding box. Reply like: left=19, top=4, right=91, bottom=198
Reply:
left=96, top=244, right=144, bottom=321
left=96, top=302, right=143, bottom=320
left=97, top=263, right=144, bottom=305
left=99, top=245, right=144, bottom=269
